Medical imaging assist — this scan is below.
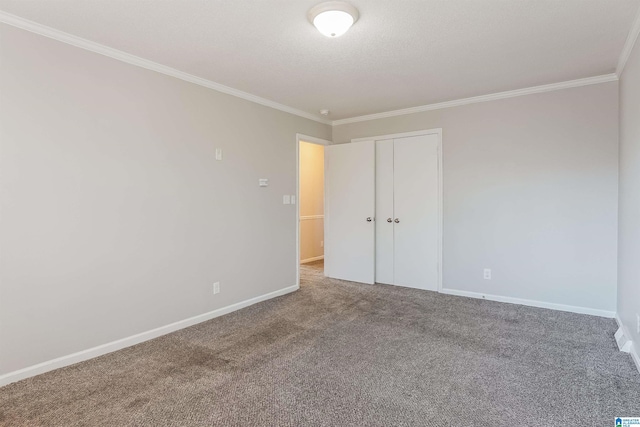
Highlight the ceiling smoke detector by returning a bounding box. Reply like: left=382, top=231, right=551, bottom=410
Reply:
left=320, top=109, right=330, bottom=116
left=308, top=1, right=359, bottom=38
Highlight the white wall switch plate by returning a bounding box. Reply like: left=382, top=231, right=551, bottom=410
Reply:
left=213, top=282, right=220, bottom=294
left=483, top=268, right=491, bottom=280
left=259, top=178, right=268, bottom=187
left=283, top=195, right=291, bottom=205
left=215, top=148, right=223, bottom=161
left=290, top=195, right=296, bottom=204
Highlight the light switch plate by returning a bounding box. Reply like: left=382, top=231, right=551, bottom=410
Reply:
left=259, top=178, right=268, bottom=187
left=215, top=148, right=223, bottom=161
left=290, top=195, right=296, bottom=204
left=283, top=195, right=291, bottom=205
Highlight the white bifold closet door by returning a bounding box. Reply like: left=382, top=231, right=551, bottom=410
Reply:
left=376, top=134, right=439, bottom=290
left=375, top=140, right=395, bottom=285
left=324, top=141, right=376, bottom=284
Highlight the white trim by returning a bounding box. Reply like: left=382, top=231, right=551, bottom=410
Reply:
left=437, top=133, right=443, bottom=293
left=0, top=11, right=330, bottom=126
left=296, top=134, right=332, bottom=288
left=351, top=129, right=443, bottom=143
left=351, top=129, right=443, bottom=292
left=616, top=313, right=623, bottom=328
left=0, top=284, right=299, bottom=387
left=1, top=10, right=626, bottom=128
left=616, top=5, right=640, bottom=76
left=441, top=287, right=616, bottom=318
left=629, top=343, right=640, bottom=374
left=298, top=134, right=331, bottom=146
left=300, top=255, right=324, bottom=264
left=615, top=326, right=633, bottom=353
left=332, top=74, right=618, bottom=126
left=300, top=214, right=324, bottom=221
left=615, top=314, right=640, bottom=374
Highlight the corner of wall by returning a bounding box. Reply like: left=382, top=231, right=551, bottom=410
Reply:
left=615, top=3, right=640, bottom=377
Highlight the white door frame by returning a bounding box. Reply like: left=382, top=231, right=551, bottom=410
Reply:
left=296, top=133, right=331, bottom=287
left=351, top=128, right=443, bottom=292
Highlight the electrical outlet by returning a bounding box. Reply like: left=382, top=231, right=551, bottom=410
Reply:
left=213, top=282, right=220, bottom=295
left=483, top=268, right=491, bottom=280
left=637, top=313, right=640, bottom=335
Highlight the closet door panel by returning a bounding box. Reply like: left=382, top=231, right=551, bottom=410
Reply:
left=393, top=135, right=439, bottom=290
left=375, top=139, right=394, bottom=285
left=325, top=141, right=376, bottom=284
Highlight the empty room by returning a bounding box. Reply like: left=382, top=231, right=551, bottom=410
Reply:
left=1, top=1, right=640, bottom=426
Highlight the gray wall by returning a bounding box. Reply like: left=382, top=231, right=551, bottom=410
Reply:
left=0, top=23, right=330, bottom=375
left=333, top=82, right=619, bottom=313
left=618, top=34, right=640, bottom=351
left=0, top=19, right=624, bottom=377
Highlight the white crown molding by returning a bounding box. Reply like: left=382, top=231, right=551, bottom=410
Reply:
left=332, top=74, right=619, bottom=126
left=0, top=10, right=628, bottom=129
left=616, top=4, right=640, bottom=77
left=0, top=11, right=331, bottom=126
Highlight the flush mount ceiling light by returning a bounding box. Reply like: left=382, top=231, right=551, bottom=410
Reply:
left=308, top=1, right=359, bottom=38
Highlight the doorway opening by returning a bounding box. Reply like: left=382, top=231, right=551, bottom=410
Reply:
left=296, top=134, right=330, bottom=287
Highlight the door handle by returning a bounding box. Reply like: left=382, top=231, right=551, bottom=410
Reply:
left=387, top=218, right=392, bottom=223
left=394, top=218, right=400, bottom=223
left=366, top=217, right=373, bottom=222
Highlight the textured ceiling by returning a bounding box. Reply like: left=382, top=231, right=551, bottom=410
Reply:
left=0, top=0, right=639, bottom=120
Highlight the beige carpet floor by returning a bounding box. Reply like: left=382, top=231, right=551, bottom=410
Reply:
left=1, top=260, right=639, bottom=426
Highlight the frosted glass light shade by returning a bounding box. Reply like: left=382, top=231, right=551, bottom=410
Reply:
left=308, top=2, right=359, bottom=38
left=313, top=10, right=354, bottom=37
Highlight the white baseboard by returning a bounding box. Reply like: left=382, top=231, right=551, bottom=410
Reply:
left=440, top=288, right=616, bottom=318
left=300, top=255, right=324, bottom=264
left=0, top=284, right=299, bottom=388
left=615, top=314, right=640, bottom=375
